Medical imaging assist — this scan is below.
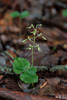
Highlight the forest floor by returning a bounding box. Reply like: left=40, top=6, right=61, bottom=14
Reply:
left=0, top=0, right=67, bottom=100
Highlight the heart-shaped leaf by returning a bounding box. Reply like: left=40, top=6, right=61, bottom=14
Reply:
left=13, top=57, right=30, bottom=74
left=20, top=11, right=29, bottom=19
left=10, top=11, right=20, bottom=18
left=20, top=66, right=38, bottom=83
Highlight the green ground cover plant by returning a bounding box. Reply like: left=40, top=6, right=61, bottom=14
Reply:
left=10, top=10, right=29, bottom=34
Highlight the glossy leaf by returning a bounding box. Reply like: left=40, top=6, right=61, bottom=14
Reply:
left=20, top=66, right=38, bottom=83
left=10, top=11, right=20, bottom=18
left=20, top=11, right=29, bottom=19
left=13, top=57, right=30, bottom=74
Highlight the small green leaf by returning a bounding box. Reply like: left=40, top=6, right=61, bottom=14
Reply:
left=10, top=11, right=20, bottom=18
left=22, top=39, right=27, bottom=42
left=20, top=11, right=29, bottom=19
left=13, top=57, right=30, bottom=74
left=20, top=66, right=38, bottom=83
left=62, top=9, right=67, bottom=17
left=42, top=36, right=47, bottom=40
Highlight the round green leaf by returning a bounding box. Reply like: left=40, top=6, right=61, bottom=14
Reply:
left=62, top=9, right=67, bottom=17
left=13, top=57, right=30, bottom=74
left=20, top=66, right=38, bottom=83
left=20, top=11, right=29, bottom=19
left=10, top=11, right=20, bottom=18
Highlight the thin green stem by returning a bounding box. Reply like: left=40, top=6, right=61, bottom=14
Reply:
left=32, top=46, right=33, bottom=66
left=31, top=33, right=36, bottom=66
